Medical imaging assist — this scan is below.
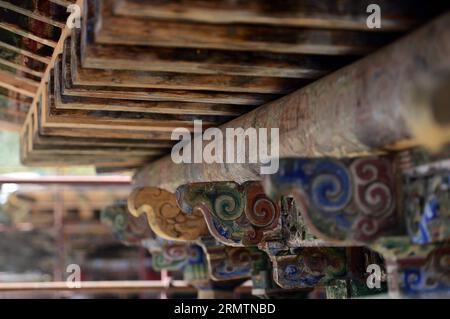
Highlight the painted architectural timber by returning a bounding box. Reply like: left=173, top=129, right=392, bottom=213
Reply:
left=372, top=238, right=450, bottom=297
left=100, top=200, right=155, bottom=245
left=127, top=187, right=265, bottom=283
left=394, top=244, right=450, bottom=297
left=263, top=156, right=401, bottom=245
left=261, top=150, right=450, bottom=246
left=383, top=156, right=450, bottom=297
left=175, top=181, right=386, bottom=291
left=130, top=152, right=449, bottom=294
left=262, top=153, right=450, bottom=294
left=404, top=164, right=450, bottom=245
left=100, top=200, right=195, bottom=271
left=134, top=12, right=450, bottom=192
left=197, top=236, right=262, bottom=282
left=258, top=239, right=386, bottom=292
left=100, top=200, right=208, bottom=283
left=176, top=181, right=280, bottom=247
left=259, top=197, right=388, bottom=292
left=267, top=246, right=347, bottom=289
left=150, top=243, right=192, bottom=271
left=128, top=187, right=209, bottom=241
left=251, top=252, right=312, bottom=299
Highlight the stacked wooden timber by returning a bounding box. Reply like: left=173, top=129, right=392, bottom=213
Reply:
left=16, top=0, right=448, bottom=170
left=0, top=0, right=71, bottom=130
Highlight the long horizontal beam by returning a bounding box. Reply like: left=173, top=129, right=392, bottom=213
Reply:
left=0, top=22, right=58, bottom=48
left=0, top=0, right=65, bottom=29
left=0, top=175, right=131, bottom=185
left=114, top=0, right=424, bottom=30
left=134, top=12, right=450, bottom=192
left=0, top=41, right=51, bottom=64
left=0, top=280, right=253, bottom=295
left=0, top=280, right=193, bottom=294
left=97, top=5, right=396, bottom=56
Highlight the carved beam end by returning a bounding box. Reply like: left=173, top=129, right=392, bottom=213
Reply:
left=263, top=157, right=400, bottom=244
left=128, top=187, right=208, bottom=241
left=176, top=181, right=280, bottom=247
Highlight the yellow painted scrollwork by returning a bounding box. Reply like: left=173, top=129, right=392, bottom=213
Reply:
left=128, top=187, right=208, bottom=241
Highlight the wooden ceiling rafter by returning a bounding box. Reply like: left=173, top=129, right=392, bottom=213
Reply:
left=1, top=0, right=73, bottom=131
left=0, top=0, right=65, bottom=29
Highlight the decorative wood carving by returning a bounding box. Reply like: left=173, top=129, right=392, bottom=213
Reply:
left=325, top=278, right=387, bottom=299
left=100, top=199, right=211, bottom=278
left=176, top=181, right=280, bottom=246
left=259, top=197, right=388, bottom=292
left=372, top=238, right=450, bottom=297
left=177, top=182, right=385, bottom=291
left=366, top=156, right=450, bottom=296
left=251, top=252, right=312, bottom=299
left=100, top=200, right=155, bottom=245
left=262, top=196, right=331, bottom=247
left=394, top=244, right=450, bottom=296
left=126, top=186, right=270, bottom=287
left=263, top=157, right=400, bottom=244
left=197, top=236, right=261, bottom=281
left=128, top=187, right=209, bottom=241
left=260, top=245, right=348, bottom=289
left=404, top=167, right=450, bottom=244
left=182, top=245, right=210, bottom=284
left=151, top=243, right=191, bottom=271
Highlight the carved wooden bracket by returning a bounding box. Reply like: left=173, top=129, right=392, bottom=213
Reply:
left=182, top=245, right=210, bottom=284
left=174, top=182, right=387, bottom=291
left=151, top=243, right=193, bottom=271
left=395, top=244, right=450, bottom=296
left=100, top=200, right=204, bottom=273
left=100, top=200, right=155, bottom=245
left=128, top=187, right=209, bottom=241
left=263, top=157, right=401, bottom=244
left=126, top=187, right=270, bottom=286
left=197, top=236, right=262, bottom=281
left=176, top=181, right=280, bottom=246
left=260, top=244, right=387, bottom=293
left=106, top=193, right=264, bottom=287
left=259, top=243, right=348, bottom=289
left=372, top=238, right=450, bottom=297
left=404, top=168, right=450, bottom=244
left=251, top=252, right=313, bottom=299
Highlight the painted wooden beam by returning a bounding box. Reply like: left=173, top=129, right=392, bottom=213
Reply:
left=134, top=12, right=450, bottom=192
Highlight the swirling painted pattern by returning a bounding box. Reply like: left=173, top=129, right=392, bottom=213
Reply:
left=214, top=193, right=243, bottom=221
left=308, top=160, right=352, bottom=212
left=351, top=158, right=394, bottom=217
left=264, top=157, right=397, bottom=243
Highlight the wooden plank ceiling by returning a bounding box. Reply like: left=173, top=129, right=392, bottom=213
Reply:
left=0, top=0, right=446, bottom=170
